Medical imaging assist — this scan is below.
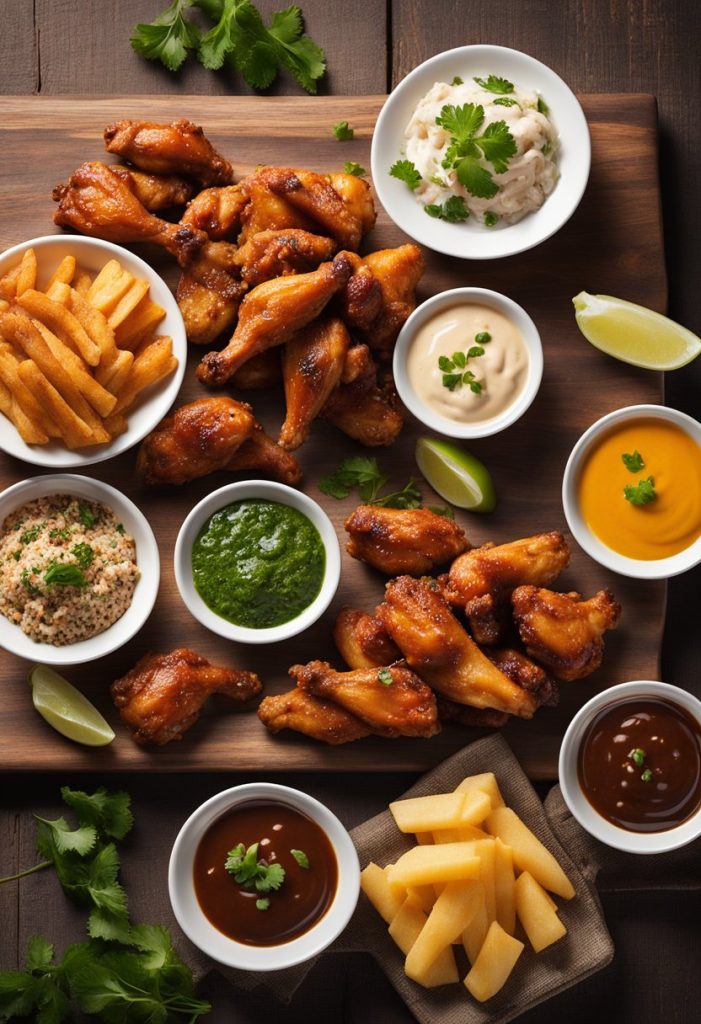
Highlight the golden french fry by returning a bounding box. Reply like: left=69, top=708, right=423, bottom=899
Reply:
left=68, top=288, right=118, bottom=365
left=114, top=296, right=166, bottom=350
left=103, top=412, right=128, bottom=439
left=46, top=254, right=76, bottom=290
left=0, top=262, right=21, bottom=301
left=15, top=249, right=37, bottom=297
left=107, top=278, right=150, bottom=330
left=112, top=337, right=176, bottom=414
left=463, top=921, right=524, bottom=1002
left=0, top=376, right=48, bottom=445
left=16, top=289, right=101, bottom=366
left=0, top=343, right=58, bottom=438
left=87, top=260, right=133, bottom=314
left=45, top=280, right=71, bottom=306
left=96, top=349, right=134, bottom=395
left=16, top=360, right=94, bottom=449
left=73, top=270, right=93, bottom=296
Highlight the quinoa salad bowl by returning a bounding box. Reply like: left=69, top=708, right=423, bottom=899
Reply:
left=0, top=474, right=159, bottom=665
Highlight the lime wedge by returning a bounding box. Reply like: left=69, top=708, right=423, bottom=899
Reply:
left=29, top=664, right=115, bottom=746
left=415, top=437, right=496, bottom=512
left=573, top=291, right=701, bottom=370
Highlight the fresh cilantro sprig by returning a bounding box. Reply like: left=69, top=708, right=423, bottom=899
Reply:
left=624, top=476, right=657, bottom=506
left=343, top=161, right=366, bottom=177
left=318, top=456, right=452, bottom=515
left=333, top=121, right=354, bottom=140
left=436, top=102, right=517, bottom=199
left=424, top=195, right=469, bottom=222
left=622, top=450, right=645, bottom=472
left=438, top=331, right=492, bottom=395
left=131, top=0, right=327, bottom=94
left=473, top=74, right=514, bottom=94
left=389, top=158, right=422, bottom=190
left=290, top=849, right=310, bottom=869
left=225, top=841, right=286, bottom=893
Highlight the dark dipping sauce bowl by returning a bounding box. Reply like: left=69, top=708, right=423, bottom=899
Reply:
left=169, top=784, right=360, bottom=970
left=559, top=681, right=701, bottom=853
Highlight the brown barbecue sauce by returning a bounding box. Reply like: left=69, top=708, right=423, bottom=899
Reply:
left=578, top=697, right=701, bottom=833
left=193, top=799, right=338, bottom=946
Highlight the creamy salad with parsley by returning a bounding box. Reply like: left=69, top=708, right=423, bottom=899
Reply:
left=390, top=74, right=558, bottom=226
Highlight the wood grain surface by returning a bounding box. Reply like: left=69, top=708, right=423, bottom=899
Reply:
left=0, top=93, right=666, bottom=777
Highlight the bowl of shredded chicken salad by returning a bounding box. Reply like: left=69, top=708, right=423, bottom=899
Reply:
left=371, top=45, right=590, bottom=259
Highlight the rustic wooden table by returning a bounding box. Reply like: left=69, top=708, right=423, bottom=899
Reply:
left=2, top=2, right=700, bottom=1022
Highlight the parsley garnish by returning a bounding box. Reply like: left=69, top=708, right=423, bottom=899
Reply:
left=451, top=75, right=464, bottom=86
left=473, top=74, right=514, bottom=94
left=622, top=450, right=645, bottom=472
left=131, top=0, right=327, bottom=94
left=438, top=332, right=490, bottom=394
left=115, top=523, right=125, bottom=535
left=318, top=456, right=422, bottom=509
left=436, top=103, right=517, bottom=198
left=628, top=747, right=646, bottom=767
left=291, top=848, right=310, bottom=869
left=493, top=97, right=519, bottom=107
left=541, top=140, right=553, bottom=156
left=78, top=502, right=98, bottom=528
left=389, top=158, right=422, bottom=190
left=44, top=563, right=88, bottom=588
left=624, top=476, right=657, bottom=506
left=256, top=897, right=270, bottom=911
left=475, top=331, right=492, bottom=344
left=71, top=543, right=94, bottom=568
left=537, top=95, right=550, bottom=114
left=484, top=211, right=499, bottom=227
left=20, top=568, right=40, bottom=595
left=343, top=160, right=366, bottom=176
left=49, top=528, right=70, bottom=541
left=424, top=195, right=470, bottom=222
left=378, top=668, right=393, bottom=686
left=19, top=526, right=40, bottom=545
left=333, top=120, right=354, bottom=141
left=641, top=768, right=653, bottom=783
left=225, top=842, right=286, bottom=893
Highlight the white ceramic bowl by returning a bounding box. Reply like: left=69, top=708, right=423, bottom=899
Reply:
left=0, top=473, right=160, bottom=665
left=0, top=234, right=186, bottom=468
left=371, top=45, right=590, bottom=260
left=559, top=680, right=701, bottom=854
left=169, top=782, right=360, bottom=970
left=174, top=480, right=341, bottom=645
left=393, top=286, right=543, bottom=438
left=562, top=404, right=701, bottom=579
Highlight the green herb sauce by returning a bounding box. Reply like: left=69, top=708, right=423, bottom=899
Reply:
left=191, top=499, right=326, bottom=629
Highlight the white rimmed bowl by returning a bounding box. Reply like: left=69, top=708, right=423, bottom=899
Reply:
left=371, top=44, right=590, bottom=260
left=559, top=680, right=701, bottom=854
left=174, top=480, right=341, bottom=645
left=562, top=404, right=701, bottom=579
left=393, top=286, right=543, bottom=438
left=0, top=234, right=186, bottom=468
left=168, top=782, right=360, bottom=970
left=0, top=473, right=159, bottom=665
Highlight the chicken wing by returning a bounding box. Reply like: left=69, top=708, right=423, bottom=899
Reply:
left=291, top=660, right=440, bottom=738
left=180, top=184, right=249, bottom=239
left=258, top=687, right=371, bottom=745
left=443, top=532, right=571, bottom=645
left=345, top=505, right=470, bottom=576
left=333, top=607, right=401, bottom=670
left=111, top=648, right=262, bottom=746
left=377, top=576, right=539, bottom=719
left=327, top=172, right=377, bottom=237
left=352, top=244, right=425, bottom=358
left=230, top=349, right=282, bottom=390
left=337, top=254, right=383, bottom=331
left=110, top=167, right=196, bottom=211
left=257, top=167, right=368, bottom=250
left=238, top=175, right=315, bottom=243
left=175, top=240, right=246, bottom=346
left=53, top=161, right=206, bottom=263
left=104, top=119, right=234, bottom=187
left=279, top=317, right=350, bottom=450
left=225, top=420, right=303, bottom=486
left=320, top=356, right=404, bottom=446
left=233, top=229, right=337, bottom=288
left=137, top=396, right=255, bottom=485
left=511, top=586, right=621, bottom=681
left=197, top=252, right=354, bottom=386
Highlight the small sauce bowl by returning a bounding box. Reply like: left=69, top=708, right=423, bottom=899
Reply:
left=559, top=680, right=701, bottom=854
left=168, top=782, right=360, bottom=970
left=562, top=404, right=701, bottom=579
left=393, top=287, right=543, bottom=439
left=174, top=480, right=341, bottom=645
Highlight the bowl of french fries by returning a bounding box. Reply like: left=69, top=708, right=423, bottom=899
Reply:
left=0, top=235, right=186, bottom=467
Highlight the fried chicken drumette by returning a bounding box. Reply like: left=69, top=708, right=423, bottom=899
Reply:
left=279, top=317, right=350, bottom=450
left=104, top=118, right=234, bottom=187
left=344, top=505, right=470, bottom=576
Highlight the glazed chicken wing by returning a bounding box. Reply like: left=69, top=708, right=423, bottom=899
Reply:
left=238, top=176, right=315, bottom=243
left=511, top=586, right=621, bottom=681
left=197, top=252, right=354, bottom=386
left=346, top=244, right=425, bottom=358
left=291, top=660, right=440, bottom=739
left=279, top=317, right=350, bottom=450
left=377, top=576, right=539, bottom=719
left=327, top=172, right=377, bottom=237
left=104, top=119, right=233, bottom=187
left=176, top=240, right=246, bottom=346
left=137, top=396, right=255, bottom=485
left=111, top=648, right=262, bottom=746
left=110, top=167, right=195, bottom=211
left=258, top=687, right=371, bottom=745
left=320, top=347, right=404, bottom=446
left=180, top=184, right=249, bottom=239
left=257, top=167, right=368, bottom=250
left=225, top=420, right=303, bottom=486
left=333, top=607, right=401, bottom=670
left=444, top=531, right=571, bottom=645
left=345, top=505, right=470, bottom=576
left=233, top=229, right=337, bottom=288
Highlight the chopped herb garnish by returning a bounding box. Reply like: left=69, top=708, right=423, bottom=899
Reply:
left=624, top=476, right=656, bottom=507
left=484, top=211, right=498, bottom=227
left=78, top=502, right=98, bottom=528
left=20, top=568, right=40, bottom=595
left=436, top=102, right=517, bottom=198
left=225, top=841, right=286, bottom=893
left=628, top=747, right=646, bottom=768
left=291, top=848, right=310, bottom=869
left=389, top=158, right=422, bottom=190
left=493, top=96, right=519, bottom=107
left=475, top=331, right=492, bottom=344
left=71, top=542, right=94, bottom=568
left=622, top=450, right=645, bottom=473
left=44, top=563, right=89, bottom=588
left=537, top=95, right=549, bottom=114
left=474, top=74, right=514, bottom=94
left=343, top=160, right=366, bottom=176
left=19, top=526, right=40, bottom=545
left=424, top=195, right=469, bottom=222
left=50, top=528, right=71, bottom=541
left=11, top=550, right=21, bottom=561
left=332, top=120, right=354, bottom=141
left=115, top=523, right=125, bottom=535
left=438, top=336, right=488, bottom=395
left=378, top=668, right=393, bottom=686
left=318, top=457, right=421, bottom=509
left=641, top=768, right=653, bottom=783
left=450, top=75, right=464, bottom=86
left=256, top=897, right=270, bottom=911
left=541, top=140, right=553, bottom=156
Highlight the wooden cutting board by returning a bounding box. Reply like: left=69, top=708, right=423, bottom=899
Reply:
left=0, top=94, right=666, bottom=777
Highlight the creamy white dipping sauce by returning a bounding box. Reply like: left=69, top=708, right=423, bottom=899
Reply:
left=407, top=304, right=529, bottom=425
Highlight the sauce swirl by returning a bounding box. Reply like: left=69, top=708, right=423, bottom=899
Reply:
left=578, top=697, right=701, bottom=833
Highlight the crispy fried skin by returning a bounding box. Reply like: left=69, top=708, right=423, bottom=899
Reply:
left=225, top=421, right=303, bottom=486
left=345, top=505, right=470, bottom=576
left=175, top=240, right=246, bottom=346
left=104, top=119, right=233, bottom=187
left=337, top=256, right=383, bottom=331
left=137, top=396, right=255, bottom=485
left=320, top=355, right=404, bottom=446
left=333, top=607, right=402, bottom=670
left=257, top=687, right=371, bottom=745
left=511, top=586, right=621, bottom=681
left=377, top=576, right=539, bottom=719
left=233, top=229, right=337, bottom=288
left=443, top=532, right=571, bottom=645
left=53, top=161, right=207, bottom=262
left=197, top=252, right=354, bottom=386
left=110, top=167, right=196, bottom=211
left=279, top=317, right=350, bottom=450
left=486, top=648, right=558, bottom=707
left=238, top=176, right=315, bottom=243
left=356, top=244, right=425, bottom=358
left=291, top=660, right=440, bottom=738
left=327, top=172, right=377, bottom=237
left=258, top=167, right=366, bottom=250
left=180, top=184, right=249, bottom=239
left=111, top=648, right=261, bottom=746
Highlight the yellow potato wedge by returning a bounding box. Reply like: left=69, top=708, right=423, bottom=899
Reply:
left=406, top=885, right=436, bottom=914
left=459, top=790, right=492, bottom=827
left=478, top=837, right=497, bottom=926
left=514, top=871, right=567, bottom=952
left=464, top=921, right=524, bottom=1002
left=485, top=807, right=575, bottom=900
left=389, top=897, right=459, bottom=986
left=360, top=862, right=405, bottom=924
left=494, top=838, right=516, bottom=935
left=386, top=844, right=480, bottom=888
left=390, top=793, right=467, bottom=834
left=461, top=885, right=489, bottom=966
left=455, top=772, right=506, bottom=810
left=405, top=880, right=482, bottom=982
left=415, top=831, right=433, bottom=846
